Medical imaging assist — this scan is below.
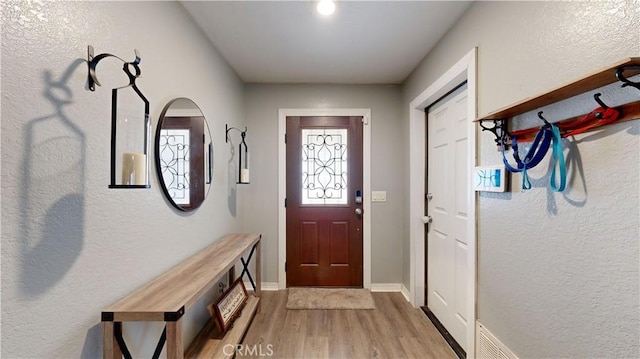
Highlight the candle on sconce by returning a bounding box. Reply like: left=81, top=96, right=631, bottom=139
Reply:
left=240, top=168, right=250, bottom=183
left=122, top=152, right=147, bottom=185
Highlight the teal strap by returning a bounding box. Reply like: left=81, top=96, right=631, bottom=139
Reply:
left=521, top=167, right=532, bottom=190
left=550, top=124, right=566, bottom=192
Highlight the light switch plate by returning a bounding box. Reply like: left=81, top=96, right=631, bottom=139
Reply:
left=371, top=191, right=387, bottom=202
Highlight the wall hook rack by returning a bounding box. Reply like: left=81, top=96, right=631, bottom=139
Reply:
left=476, top=58, right=640, bottom=146
left=478, top=119, right=509, bottom=147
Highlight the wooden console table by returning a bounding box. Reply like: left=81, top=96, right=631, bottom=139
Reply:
left=102, top=233, right=262, bottom=359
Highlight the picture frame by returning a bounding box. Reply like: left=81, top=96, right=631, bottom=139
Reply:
left=208, top=279, right=248, bottom=333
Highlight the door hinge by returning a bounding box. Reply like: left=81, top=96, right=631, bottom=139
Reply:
left=284, top=262, right=287, bottom=272
left=284, top=198, right=287, bottom=208
left=284, top=133, right=287, bottom=144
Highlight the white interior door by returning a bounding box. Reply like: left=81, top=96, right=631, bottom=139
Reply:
left=427, top=85, right=469, bottom=350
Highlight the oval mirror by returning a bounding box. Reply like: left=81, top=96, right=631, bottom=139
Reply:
left=155, top=98, right=212, bottom=211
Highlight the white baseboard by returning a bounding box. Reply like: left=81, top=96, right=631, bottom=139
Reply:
left=370, top=283, right=411, bottom=302
left=261, top=282, right=407, bottom=294
left=243, top=282, right=280, bottom=291
left=261, top=282, right=279, bottom=291
left=400, top=283, right=411, bottom=302
left=370, top=283, right=402, bottom=292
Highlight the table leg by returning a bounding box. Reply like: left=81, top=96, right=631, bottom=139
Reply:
left=166, top=319, right=184, bottom=359
left=256, top=238, right=262, bottom=312
left=228, top=266, right=236, bottom=286
left=103, top=322, right=122, bottom=359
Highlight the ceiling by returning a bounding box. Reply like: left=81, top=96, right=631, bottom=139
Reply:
left=181, top=1, right=471, bottom=84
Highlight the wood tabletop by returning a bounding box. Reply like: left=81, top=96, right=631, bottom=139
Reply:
left=102, top=233, right=261, bottom=322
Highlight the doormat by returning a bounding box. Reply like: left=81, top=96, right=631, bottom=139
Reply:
left=286, top=288, right=375, bottom=310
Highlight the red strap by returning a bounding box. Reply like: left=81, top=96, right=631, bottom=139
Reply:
left=510, top=107, right=620, bottom=142
left=563, top=107, right=619, bottom=137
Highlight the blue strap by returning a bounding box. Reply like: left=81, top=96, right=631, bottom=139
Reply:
left=501, top=125, right=553, bottom=190
left=502, top=136, right=523, bottom=172
left=549, top=124, right=566, bottom=192
left=524, top=125, right=552, bottom=168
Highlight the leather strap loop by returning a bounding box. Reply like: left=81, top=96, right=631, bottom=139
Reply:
left=549, top=124, right=566, bottom=192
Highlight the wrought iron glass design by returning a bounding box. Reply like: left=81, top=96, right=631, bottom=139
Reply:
left=301, top=128, right=348, bottom=205
left=159, top=129, right=190, bottom=205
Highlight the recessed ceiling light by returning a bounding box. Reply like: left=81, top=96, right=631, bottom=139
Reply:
left=317, top=0, right=335, bottom=16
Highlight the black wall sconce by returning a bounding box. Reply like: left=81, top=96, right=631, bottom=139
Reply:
left=87, top=45, right=150, bottom=189
left=225, top=124, right=250, bottom=184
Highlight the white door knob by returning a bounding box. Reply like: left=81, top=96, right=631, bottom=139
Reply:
left=422, top=215, right=432, bottom=224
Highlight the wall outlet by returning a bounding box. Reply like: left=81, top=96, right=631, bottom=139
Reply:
left=371, top=191, right=387, bottom=202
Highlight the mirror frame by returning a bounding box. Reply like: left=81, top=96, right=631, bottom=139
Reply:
left=155, top=98, right=212, bottom=212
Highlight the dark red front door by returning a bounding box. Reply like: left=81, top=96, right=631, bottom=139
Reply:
left=286, top=116, right=363, bottom=287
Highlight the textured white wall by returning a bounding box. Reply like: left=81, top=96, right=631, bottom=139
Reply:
left=242, top=84, right=404, bottom=284
left=1, top=1, right=245, bottom=358
left=403, top=1, right=639, bottom=357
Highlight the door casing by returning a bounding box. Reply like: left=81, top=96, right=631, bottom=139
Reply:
left=409, top=48, right=478, bottom=358
left=278, top=108, right=372, bottom=290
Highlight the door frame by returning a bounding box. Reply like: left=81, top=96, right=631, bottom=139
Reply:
left=278, top=108, right=372, bottom=290
left=409, top=48, right=477, bottom=357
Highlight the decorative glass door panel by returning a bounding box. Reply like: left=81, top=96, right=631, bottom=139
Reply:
left=301, top=128, right=348, bottom=205
left=159, top=129, right=190, bottom=205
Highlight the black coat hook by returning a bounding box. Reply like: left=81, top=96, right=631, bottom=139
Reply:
left=593, top=93, right=611, bottom=119
left=593, top=93, right=609, bottom=109
left=615, top=66, right=640, bottom=91
left=537, top=111, right=551, bottom=126
left=478, top=119, right=509, bottom=147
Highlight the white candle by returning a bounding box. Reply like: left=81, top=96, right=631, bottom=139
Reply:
left=122, top=152, right=147, bottom=185
left=240, top=168, right=250, bottom=183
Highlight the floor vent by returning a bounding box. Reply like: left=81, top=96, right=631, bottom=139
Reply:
left=476, top=322, right=518, bottom=359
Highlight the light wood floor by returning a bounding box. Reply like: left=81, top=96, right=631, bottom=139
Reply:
left=241, top=290, right=456, bottom=358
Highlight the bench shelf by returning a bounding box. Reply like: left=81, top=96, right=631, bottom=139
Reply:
left=102, top=233, right=262, bottom=359
left=185, top=295, right=260, bottom=358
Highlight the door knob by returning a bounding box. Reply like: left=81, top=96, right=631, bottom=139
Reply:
left=355, top=208, right=363, bottom=215
left=422, top=215, right=432, bottom=224
left=426, top=193, right=433, bottom=201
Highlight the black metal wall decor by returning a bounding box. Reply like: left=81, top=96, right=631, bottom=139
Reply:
left=87, top=45, right=151, bottom=189
left=225, top=124, right=250, bottom=184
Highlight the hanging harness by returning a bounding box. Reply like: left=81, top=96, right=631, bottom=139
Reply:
left=549, top=124, right=566, bottom=192
left=502, top=102, right=620, bottom=192
left=501, top=123, right=553, bottom=190
left=502, top=122, right=568, bottom=192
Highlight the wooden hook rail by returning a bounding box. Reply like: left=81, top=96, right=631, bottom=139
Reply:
left=508, top=99, right=640, bottom=142
left=476, top=57, right=640, bottom=146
